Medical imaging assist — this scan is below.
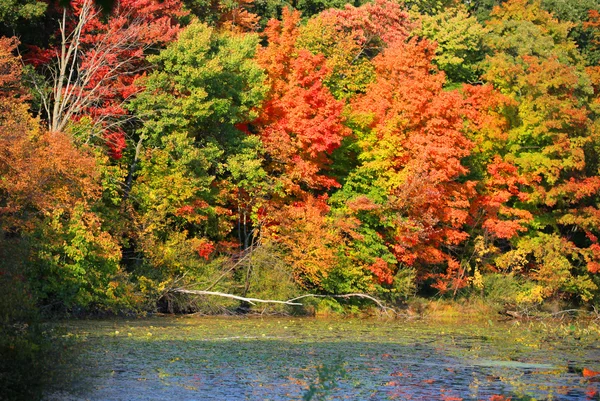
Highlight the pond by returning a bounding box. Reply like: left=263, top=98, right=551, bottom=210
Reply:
left=44, top=316, right=600, bottom=400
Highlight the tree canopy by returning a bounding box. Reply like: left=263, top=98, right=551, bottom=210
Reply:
left=2, top=0, right=600, bottom=314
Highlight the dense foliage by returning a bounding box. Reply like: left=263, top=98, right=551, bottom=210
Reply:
left=2, top=0, right=600, bottom=320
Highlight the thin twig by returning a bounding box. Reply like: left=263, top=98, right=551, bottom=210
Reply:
left=202, top=248, right=256, bottom=292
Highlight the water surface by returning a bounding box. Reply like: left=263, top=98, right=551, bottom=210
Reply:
left=44, top=316, right=600, bottom=400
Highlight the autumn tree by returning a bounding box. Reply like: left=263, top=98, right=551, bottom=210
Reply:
left=342, top=37, right=476, bottom=293
left=474, top=0, right=600, bottom=302
left=254, top=8, right=349, bottom=199
left=265, top=196, right=342, bottom=289
left=26, top=0, right=185, bottom=158
left=0, top=37, right=129, bottom=311
left=299, top=0, right=413, bottom=99
left=1, top=37, right=98, bottom=232
left=127, top=22, right=268, bottom=299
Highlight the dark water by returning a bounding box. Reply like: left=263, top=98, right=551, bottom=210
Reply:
left=43, top=317, right=600, bottom=400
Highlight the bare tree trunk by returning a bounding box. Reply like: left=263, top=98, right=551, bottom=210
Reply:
left=122, top=135, right=144, bottom=201
left=28, top=0, right=148, bottom=136
left=49, top=0, right=94, bottom=133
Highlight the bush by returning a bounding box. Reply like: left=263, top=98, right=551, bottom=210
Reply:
left=244, top=243, right=301, bottom=308
left=0, top=238, right=66, bottom=400
left=481, top=273, right=536, bottom=306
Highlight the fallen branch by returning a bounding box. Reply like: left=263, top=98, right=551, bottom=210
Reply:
left=171, top=289, right=303, bottom=306
left=287, top=293, right=388, bottom=310
left=171, top=289, right=390, bottom=311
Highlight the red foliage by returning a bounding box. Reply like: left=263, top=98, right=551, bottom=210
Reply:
left=479, top=157, right=533, bottom=239
left=175, top=205, right=195, bottom=216
left=488, top=396, right=511, bottom=401
left=367, top=258, right=394, bottom=285
left=196, top=239, right=215, bottom=260
left=319, top=0, right=413, bottom=48
left=352, top=37, right=475, bottom=289
left=104, top=130, right=127, bottom=159
left=256, top=9, right=350, bottom=196
left=26, top=0, right=185, bottom=157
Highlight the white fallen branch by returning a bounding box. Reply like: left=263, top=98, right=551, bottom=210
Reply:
left=171, top=289, right=303, bottom=306
left=287, top=293, right=387, bottom=310
left=171, top=289, right=389, bottom=310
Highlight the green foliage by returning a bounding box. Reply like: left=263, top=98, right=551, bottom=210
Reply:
left=131, top=22, right=266, bottom=143
left=251, top=0, right=286, bottom=26
left=298, top=15, right=377, bottom=99
left=467, top=0, right=506, bottom=22
left=541, top=0, right=600, bottom=65
left=243, top=243, right=301, bottom=308
left=132, top=132, right=217, bottom=232
left=415, top=5, right=486, bottom=84
left=0, top=0, right=46, bottom=26
left=28, top=204, right=131, bottom=312
left=481, top=273, right=536, bottom=305
left=495, top=234, right=598, bottom=302
left=401, top=0, right=460, bottom=15
left=319, top=255, right=378, bottom=295
left=390, top=267, right=418, bottom=300
left=483, top=0, right=581, bottom=63
left=126, top=22, right=271, bottom=308
left=128, top=132, right=224, bottom=303
left=128, top=20, right=269, bottom=224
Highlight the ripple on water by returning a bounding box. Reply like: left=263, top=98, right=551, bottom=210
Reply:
left=43, top=317, right=600, bottom=400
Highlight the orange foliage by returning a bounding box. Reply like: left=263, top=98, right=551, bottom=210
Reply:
left=255, top=9, right=350, bottom=196
left=0, top=130, right=100, bottom=219
left=264, top=196, right=342, bottom=288
left=0, top=37, right=24, bottom=97
left=0, top=37, right=100, bottom=230
left=351, top=37, right=475, bottom=289
left=217, top=0, right=260, bottom=32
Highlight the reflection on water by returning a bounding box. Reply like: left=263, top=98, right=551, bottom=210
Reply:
left=44, top=317, right=600, bottom=400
